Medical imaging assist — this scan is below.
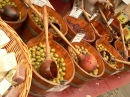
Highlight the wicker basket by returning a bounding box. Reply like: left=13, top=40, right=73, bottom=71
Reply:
left=0, top=18, right=32, bottom=97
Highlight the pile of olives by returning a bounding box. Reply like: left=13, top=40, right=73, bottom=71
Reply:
left=97, top=44, right=117, bottom=69
left=31, top=12, right=62, bottom=35
left=70, top=45, right=99, bottom=75
left=0, top=0, right=17, bottom=8
left=28, top=42, right=66, bottom=83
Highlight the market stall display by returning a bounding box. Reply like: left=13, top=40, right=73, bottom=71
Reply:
left=1, top=0, right=130, bottom=97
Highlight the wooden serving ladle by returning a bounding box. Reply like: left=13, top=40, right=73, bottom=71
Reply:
left=100, top=50, right=130, bottom=65
left=98, top=7, right=117, bottom=37
left=119, top=23, right=128, bottom=60
left=50, top=22, right=98, bottom=72
left=81, top=0, right=102, bottom=37
left=25, top=2, right=58, bottom=79
left=39, top=6, right=58, bottom=80
left=23, top=0, right=61, bottom=34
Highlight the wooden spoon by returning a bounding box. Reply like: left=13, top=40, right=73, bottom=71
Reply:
left=81, top=0, right=102, bottom=37
left=98, top=7, right=117, bottom=36
left=39, top=6, right=58, bottom=80
left=27, top=5, right=58, bottom=80
left=50, top=22, right=98, bottom=72
left=23, top=0, right=43, bottom=18
left=23, top=0, right=61, bottom=34
left=100, top=50, right=130, bottom=65
left=119, top=23, right=128, bottom=60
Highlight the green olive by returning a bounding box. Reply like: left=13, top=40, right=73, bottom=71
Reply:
left=51, top=48, right=55, bottom=52
left=31, top=58, right=36, bottom=62
left=60, top=62, right=66, bottom=67
left=61, top=72, right=66, bottom=76
left=62, top=67, right=66, bottom=71
left=54, top=54, right=58, bottom=58
left=60, top=58, right=64, bottom=63
left=58, top=68, right=62, bottom=73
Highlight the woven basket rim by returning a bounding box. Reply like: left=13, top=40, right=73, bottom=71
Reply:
left=0, top=18, right=32, bottom=97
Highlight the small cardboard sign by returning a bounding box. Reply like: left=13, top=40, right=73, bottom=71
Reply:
left=117, top=12, right=128, bottom=24
left=46, top=85, right=70, bottom=92
left=108, top=18, right=114, bottom=25
left=123, top=26, right=130, bottom=42
left=69, top=6, right=83, bottom=18
left=122, top=0, right=130, bottom=5
left=90, top=13, right=98, bottom=20
left=31, top=0, right=47, bottom=7
left=72, top=33, right=85, bottom=42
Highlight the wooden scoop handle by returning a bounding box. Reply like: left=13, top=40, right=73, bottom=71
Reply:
left=114, top=58, right=130, bottom=65
left=98, top=7, right=113, bottom=31
left=120, top=23, right=128, bottom=59
left=81, top=0, right=101, bottom=37
left=43, top=6, right=51, bottom=59
left=49, top=22, right=80, bottom=55
left=23, top=0, right=42, bottom=18
left=82, top=9, right=102, bottom=37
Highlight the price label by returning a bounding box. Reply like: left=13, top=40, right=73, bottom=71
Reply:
left=72, top=33, right=85, bottom=42
left=46, top=85, right=70, bottom=92
left=31, top=0, right=47, bottom=7
left=90, top=13, right=98, bottom=20
left=108, top=18, right=114, bottom=25
left=123, top=26, right=130, bottom=42
left=122, top=0, right=130, bottom=5
left=69, top=7, right=83, bottom=18
left=111, top=70, right=122, bottom=75
left=117, top=12, right=128, bottom=24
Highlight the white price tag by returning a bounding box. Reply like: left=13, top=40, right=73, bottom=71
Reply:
left=69, top=7, right=83, bottom=18
left=72, top=33, right=85, bottom=42
left=31, top=0, right=47, bottom=7
left=111, top=70, right=121, bottom=75
left=122, top=0, right=130, bottom=5
left=46, top=85, right=70, bottom=92
left=108, top=18, right=114, bottom=25
left=90, top=13, right=98, bottom=20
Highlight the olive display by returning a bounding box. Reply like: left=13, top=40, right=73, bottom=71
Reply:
left=28, top=42, right=66, bottom=83
left=31, top=12, right=62, bottom=35
left=70, top=45, right=99, bottom=75
left=0, top=0, right=17, bottom=8
left=0, top=0, right=22, bottom=21
left=97, top=44, right=117, bottom=69
left=67, top=19, right=89, bottom=40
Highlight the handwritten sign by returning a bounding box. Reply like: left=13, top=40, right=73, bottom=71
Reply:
left=72, top=33, right=85, bottom=42
left=69, top=7, right=83, bottom=18
left=31, top=0, right=47, bottom=7
left=46, top=85, right=70, bottom=92
left=122, top=0, right=130, bottom=5
left=108, top=18, right=114, bottom=25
